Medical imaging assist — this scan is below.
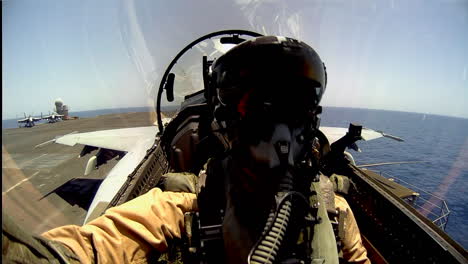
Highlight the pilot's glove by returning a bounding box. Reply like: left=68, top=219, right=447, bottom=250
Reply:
left=158, top=172, right=198, bottom=193
left=42, top=188, right=197, bottom=264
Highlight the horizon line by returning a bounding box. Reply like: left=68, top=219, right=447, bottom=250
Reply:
left=3, top=105, right=468, bottom=121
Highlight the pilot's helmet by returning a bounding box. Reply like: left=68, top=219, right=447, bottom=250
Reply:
left=211, top=35, right=327, bottom=123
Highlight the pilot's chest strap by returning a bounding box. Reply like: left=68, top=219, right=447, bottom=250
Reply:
left=310, top=178, right=340, bottom=264
left=320, top=174, right=348, bottom=256
left=183, top=163, right=348, bottom=263
left=191, top=157, right=227, bottom=263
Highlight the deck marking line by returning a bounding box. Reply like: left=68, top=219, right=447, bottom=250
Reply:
left=2, top=171, right=40, bottom=195
left=27, top=154, right=48, bottom=163
left=33, top=131, right=79, bottom=148
left=34, top=139, right=56, bottom=148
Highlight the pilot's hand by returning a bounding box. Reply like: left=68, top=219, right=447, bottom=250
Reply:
left=158, top=172, right=198, bottom=193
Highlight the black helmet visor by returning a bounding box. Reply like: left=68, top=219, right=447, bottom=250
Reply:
left=233, top=76, right=322, bottom=124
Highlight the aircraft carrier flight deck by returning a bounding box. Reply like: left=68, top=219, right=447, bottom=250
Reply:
left=2, top=112, right=157, bottom=235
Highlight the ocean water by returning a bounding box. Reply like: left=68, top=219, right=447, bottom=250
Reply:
left=320, top=107, right=468, bottom=249
left=2, top=106, right=468, bottom=248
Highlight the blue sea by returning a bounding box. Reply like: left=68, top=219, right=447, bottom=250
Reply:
left=3, top=106, right=468, bottom=248
left=321, top=107, right=468, bottom=249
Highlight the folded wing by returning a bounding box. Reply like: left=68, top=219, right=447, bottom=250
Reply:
left=320, top=126, right=403, bottom=144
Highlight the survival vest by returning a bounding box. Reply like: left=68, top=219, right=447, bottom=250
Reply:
left=156, top=158, right=351, bottom=264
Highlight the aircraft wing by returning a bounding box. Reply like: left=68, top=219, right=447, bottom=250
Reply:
left=50, top=117, right=172, bottom=223
left=320, top=126, right=403, bottom=144
left=48, top=125, right=162, bottom=223
left=17, top=119, right=28, bottom=123
left=55, top=126, right=159, bottom=152
left=53, top=118, right=172, bottom=151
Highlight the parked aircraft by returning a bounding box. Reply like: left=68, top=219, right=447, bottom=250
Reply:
left=43, top=112, right=64, bottom=123
left=17, top=113, right=42, bottom=128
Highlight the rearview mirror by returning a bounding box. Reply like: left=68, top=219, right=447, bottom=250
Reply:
left=220, top=34, right=245, bottom=44
left=165, top=73, right=175, bottom=102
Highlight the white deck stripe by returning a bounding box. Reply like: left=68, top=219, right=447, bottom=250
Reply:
left=34, top=131, right=79, bottom=148
left=3, top=171, right=40, bottom=195
left=34, top=139, right=56, bottom=149
left=27, top=154, right=48, bottom=163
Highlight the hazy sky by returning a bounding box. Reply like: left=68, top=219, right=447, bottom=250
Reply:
left=3, top=0, right=468, bottom=119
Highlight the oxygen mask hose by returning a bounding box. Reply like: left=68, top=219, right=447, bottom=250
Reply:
left=248, top=141, right=308, bottom=264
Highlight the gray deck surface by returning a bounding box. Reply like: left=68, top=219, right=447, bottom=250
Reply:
left=2, top=112, right=156, bottom=235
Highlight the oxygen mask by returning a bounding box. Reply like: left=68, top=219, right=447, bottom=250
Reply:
left=223, top=95, right=322, bottom=264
